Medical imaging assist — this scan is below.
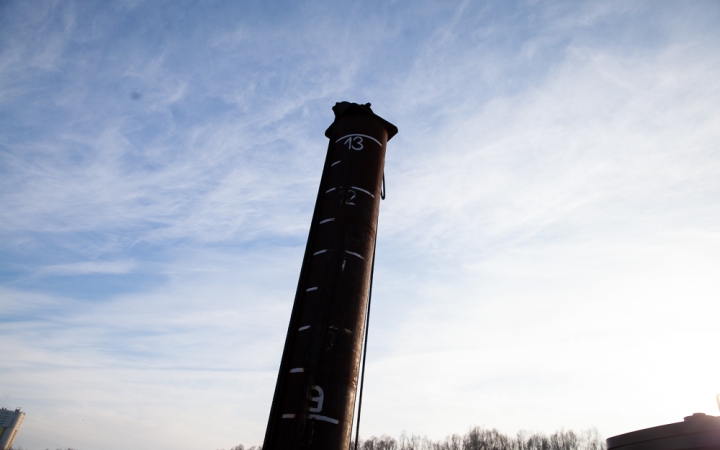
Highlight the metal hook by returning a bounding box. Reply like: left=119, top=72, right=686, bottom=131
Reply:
left=381, top=173, right=386, bottom=200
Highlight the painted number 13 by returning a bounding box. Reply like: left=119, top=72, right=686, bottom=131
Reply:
left=344, top=136, right=363, bottom=151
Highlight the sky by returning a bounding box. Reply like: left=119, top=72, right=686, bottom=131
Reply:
left=1, top=0, right=719, bottom=449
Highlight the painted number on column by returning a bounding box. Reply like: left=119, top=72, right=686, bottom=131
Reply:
left=344, top=136, right=363, bottom=151
left=309, top=385, right=324, bottom=412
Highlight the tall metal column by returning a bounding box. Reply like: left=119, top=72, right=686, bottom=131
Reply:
left=262, top=102, right=398, bottom=449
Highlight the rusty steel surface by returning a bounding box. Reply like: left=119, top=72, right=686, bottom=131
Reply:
left=262, top=103, right=397, bottom=450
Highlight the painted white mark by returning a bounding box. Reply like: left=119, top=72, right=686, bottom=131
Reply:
left=325, top=187, right=336, bottom=193
left=313, top=249, right=327, bottom=256
left=329, top=326, right=352, bottom=334
left=331, top=160, right=341, bottom=167
left=306, top=287, right=317, bottom=292
left=343, top=136, right=364, bottom=150
left=319, top=218, right=335, bottom=224
left=345, top=250, right=365, bottom=260
left=290, top=368, right=304, bottom=373
left=351, top=186, right=374, bottom=198
left=298, top=325, right=311, bottom=331
left=308, top=414, right=339, bottom=425
left=309, top=385, right=324, bottom=412
left=342, top=259, right=346, bottom=270
left=282, top=414, right=296, bottom=419
left=336, top=133, right=381, bottom=147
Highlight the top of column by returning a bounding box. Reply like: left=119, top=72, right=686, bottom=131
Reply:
left=325, top=102, right=398, bottom=141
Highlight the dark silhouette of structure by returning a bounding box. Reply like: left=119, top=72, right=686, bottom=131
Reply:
left=607, top=413, right=720, bottom=450
left=262, top=102, right=397, bottom=449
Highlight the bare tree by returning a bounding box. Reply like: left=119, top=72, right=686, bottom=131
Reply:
left=579, top=429, right=604, bottom=450
left=359, top=434, right=399, bottom=450
left=238, top=427, right=604, bottom=450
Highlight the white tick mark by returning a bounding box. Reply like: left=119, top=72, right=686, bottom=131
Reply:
left=306, top=287, right=317, bottom=292
left=319, top=218, right=335, bottom=224
left=308, top=414, right=339, bottom=424
left=345, top=250, right=365, bottom=260
left=290, top=368, right=304, bottom=373
left=336, top=134, right=381, bottom=147
left=313, top=249, right=327, bottom=256
left=298, top=325, right=311, bottom=331
left=326, top=187, right=336, bottom=193
left=331, top=160, right=341, bottom=167
left=350, top=186, right=374, bottom=198
left=282, top=414, right=296, bottom=419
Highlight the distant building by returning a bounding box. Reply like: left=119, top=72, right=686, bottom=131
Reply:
left=0, top=408, right=25, bottom=450
left=607, top=413, right=720, bottom=450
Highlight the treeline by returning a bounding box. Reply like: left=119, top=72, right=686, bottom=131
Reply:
left=226, top=427, right=605, bottom=450
left=352, top=427, right=605, bottom=450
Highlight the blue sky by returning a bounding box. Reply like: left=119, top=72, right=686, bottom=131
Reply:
left=2, top=1, right=720, bottom=449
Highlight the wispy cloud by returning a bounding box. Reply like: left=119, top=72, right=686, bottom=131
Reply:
left=36, top=260, right=137, bottom=276
left=1, top=1, right=719, bottom=449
